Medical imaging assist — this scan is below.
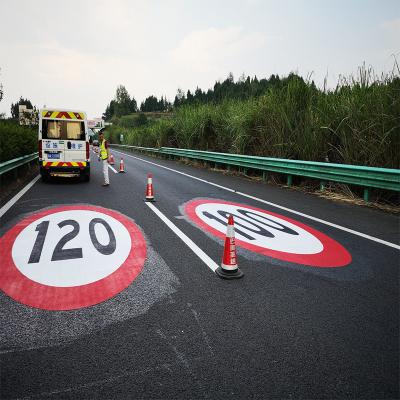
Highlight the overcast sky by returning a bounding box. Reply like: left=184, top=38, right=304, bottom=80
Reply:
left=1, top=0, right=399, bottom=119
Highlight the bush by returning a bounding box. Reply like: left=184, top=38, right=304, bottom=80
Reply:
left=0, top=120, right=37, bottom=162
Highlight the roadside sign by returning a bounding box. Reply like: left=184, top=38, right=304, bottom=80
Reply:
left=0, top=205, right=146, bottom=310
left=185, top=199, right=351, bottom=267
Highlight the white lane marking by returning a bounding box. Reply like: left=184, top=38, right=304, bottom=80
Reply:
left=108, top=164, right=118, bottom=174
left=0, top=175, right=40, bottom=219
left=112, top=148, right=400, bottom=251
left=145, top=201, right=219, bottom=273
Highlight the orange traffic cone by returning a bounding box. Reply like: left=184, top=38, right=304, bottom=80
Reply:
left=216, top=215, right=244, bottom=279
left=109, top=154, right=115, bottom=165
left=119, top=158, right=125, bottom=173
left=145, top=173, right=155, bottom=201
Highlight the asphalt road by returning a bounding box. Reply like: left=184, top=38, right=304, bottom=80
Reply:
left=0, top=147, right=399, bottom=399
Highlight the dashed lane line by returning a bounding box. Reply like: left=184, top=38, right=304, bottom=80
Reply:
left=108, top=164, right=118, bottom=174
left=145, top=201, right=219, bottom=273
left=112, top=148, right=400, bottom=251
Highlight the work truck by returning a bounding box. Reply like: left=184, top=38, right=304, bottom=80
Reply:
left=38, top=109, right=90, bottom=182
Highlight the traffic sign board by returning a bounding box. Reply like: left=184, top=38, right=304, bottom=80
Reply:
left=0, top=205, right=146, bottom=310
left=185, top=199, right=351, bottom=267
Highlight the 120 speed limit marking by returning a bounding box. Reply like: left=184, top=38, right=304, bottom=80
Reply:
left=0, top=205, right=146, bottom=310
left=185, top=199, right=351, bottom=267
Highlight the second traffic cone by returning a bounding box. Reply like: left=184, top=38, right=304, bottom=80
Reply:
left=109, top=154, right=115, bottom=165
left=145, top=173, right=155, bottom=201
left=119, top=158, right=125, bottom=173
left=216, top=215, right=244, bottom=279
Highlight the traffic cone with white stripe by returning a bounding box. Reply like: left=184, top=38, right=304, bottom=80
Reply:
left=145, top=173, right=155, bottom=201
left=119, top=157, right=125, bottom=173
left=216, top=215, right=244, bottom=279
left=108, top=154, right=115, bottom=165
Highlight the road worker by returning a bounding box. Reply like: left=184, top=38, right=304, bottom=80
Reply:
left=99, top=130, right=110, bottom=186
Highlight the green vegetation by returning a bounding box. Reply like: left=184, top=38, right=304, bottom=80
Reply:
left=0, top=120, right=37, bottom=162
left=106, top=66, right=400, bottom=169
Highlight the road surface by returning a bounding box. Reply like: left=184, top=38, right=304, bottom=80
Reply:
left=0, top=147, right=398, bottom=399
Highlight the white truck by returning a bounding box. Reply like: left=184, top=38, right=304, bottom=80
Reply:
left=38, top=109, right=90, bottom=181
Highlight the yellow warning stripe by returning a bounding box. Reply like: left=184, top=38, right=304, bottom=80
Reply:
left=41, top=111, right=85, bottom=120
left=43, top=162, right=87, bottom=167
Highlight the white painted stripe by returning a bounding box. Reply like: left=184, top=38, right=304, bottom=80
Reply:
left=145, top=201, right=219, bottom=272
left=112, top=148, right=400, bottom=250
left=0, top=175, right=40, bottom=219
left=108, top=164, right=118, bottom=174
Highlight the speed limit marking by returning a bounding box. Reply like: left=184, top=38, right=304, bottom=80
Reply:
left=185, top=199, right=351, bottom=267
left=0, top=205, right=146, bottom=310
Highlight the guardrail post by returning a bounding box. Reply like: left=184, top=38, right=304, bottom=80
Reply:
left=320, top=181, right=326, bottom=191
left=287, top=175, right=293, bottom=186
left=262, top=171, right=267, bottom=182
left=363, top=188, right=370, bottom=202
left=243, top=168, right=248, bottom=175
left=227, top=165, right=231, bottom=172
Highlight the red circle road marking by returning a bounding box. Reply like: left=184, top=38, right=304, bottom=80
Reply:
left=0, top=205, right=146, bottom=310
left=185, top=199, right=351, bottom=267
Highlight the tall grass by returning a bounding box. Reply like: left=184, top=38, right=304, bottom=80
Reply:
left=108, top=66, right=400, bottom=169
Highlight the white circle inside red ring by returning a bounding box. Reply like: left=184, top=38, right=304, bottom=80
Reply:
left=12, top=210, right=132, bottom=287
left=185, top=199, right=351, bottom=267
left=0, top=205, right=146, bottom=310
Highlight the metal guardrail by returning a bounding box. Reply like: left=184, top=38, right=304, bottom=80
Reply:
left=110, top=144, right=400, bottom=201
left=0, top=152, right=39, bottom=176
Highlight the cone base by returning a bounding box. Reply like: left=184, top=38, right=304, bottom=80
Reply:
left=144, top=198, right=156, bottom=202
left=119, top=171, right=125, bottom=173
left=216, top=266, right=244, bottom=280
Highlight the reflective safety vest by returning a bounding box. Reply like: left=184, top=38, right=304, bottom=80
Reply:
left=100, top=139, right=108, bottom=160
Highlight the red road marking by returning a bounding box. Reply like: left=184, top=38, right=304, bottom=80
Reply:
left=185, top=199, right=351, bottom=267
left=0, top=205, right=146, bottom=310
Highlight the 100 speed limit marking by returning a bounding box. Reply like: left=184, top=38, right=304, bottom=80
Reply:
left=0, top=205, right=146, bottom=310
left=185, top=199, right=351, bottom=267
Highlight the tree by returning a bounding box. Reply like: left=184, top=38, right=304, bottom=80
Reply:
left=114, top=85, right=137, bottom=117
left=173, top=88, right=186, bottom=108
left=11, top=97, right=33, bottom=120
left=0, top=68, right=3, bottom=104
left=102, top=100, right=116, bottom=121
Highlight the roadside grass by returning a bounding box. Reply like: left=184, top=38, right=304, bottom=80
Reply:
left=106, top=65, right=399, bottom=206
left=108, top=66, right=400, bottom=169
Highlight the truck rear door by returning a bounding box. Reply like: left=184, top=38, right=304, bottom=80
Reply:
left=63, top=121, right=87, bottom=163
left=41, top=120, right=65, bottom=162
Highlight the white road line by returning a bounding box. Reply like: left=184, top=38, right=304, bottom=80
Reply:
left=112, top=148, right=400, bottom=250
left=108, top=164, right=118, bottom=174
left=0, top=175, right=41, bottom=219
left=145, top=201, right=219, bottom=273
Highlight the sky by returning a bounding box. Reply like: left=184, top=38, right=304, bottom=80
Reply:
left=1, top=0, right=399, bottom=119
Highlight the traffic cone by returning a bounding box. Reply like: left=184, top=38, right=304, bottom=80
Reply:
left=119, top=158, right=125, bottom=173
left=109, top=154, right=115, bottom=165
left=216, top=215, right=244, bottom=279
left=145, top=173, right=155, bottom=201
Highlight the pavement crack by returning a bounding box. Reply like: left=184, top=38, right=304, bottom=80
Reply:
left=155, top=328, right=208, bottom=397
left=189, top=305, right=215, bottom=357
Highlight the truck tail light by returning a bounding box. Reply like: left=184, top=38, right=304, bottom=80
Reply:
left=39, top=140, right=42, bottom=159
left=86, top=142, right=89, bottom=160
